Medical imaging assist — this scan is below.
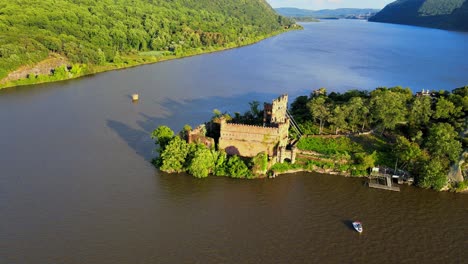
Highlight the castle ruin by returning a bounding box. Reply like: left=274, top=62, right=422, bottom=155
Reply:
left=218, top=94, right=296, bottom=163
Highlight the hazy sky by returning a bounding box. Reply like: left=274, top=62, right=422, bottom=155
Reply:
left=267, top=0, right=394, bottom=9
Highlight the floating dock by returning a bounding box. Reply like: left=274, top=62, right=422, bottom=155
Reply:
left=368, top=174, right=400, bottom=192
left=368, top=182, right=400, bottom=192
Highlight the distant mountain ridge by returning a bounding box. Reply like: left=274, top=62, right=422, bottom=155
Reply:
left=369, top=0, right=468, bottom=31
left=275, top=7, right=379, bottom=19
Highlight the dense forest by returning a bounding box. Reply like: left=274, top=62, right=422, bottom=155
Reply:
left=289, top=86, right=467, bottom=190
left=0, top=0, right=295, bottom=87
left=369, top=0, right=468, bottom=31
left=152, top=86, right=467, bottom=191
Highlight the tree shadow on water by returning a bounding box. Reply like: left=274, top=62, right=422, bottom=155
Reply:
left=106, top=98, right=196, bottom=163
left=136, top=92, right=280, bottom=134
left=137, top=97, right=195, bottom=134
left=107, top=92, right=287, bottom=163
left=107, top=119, right=155, bottom=162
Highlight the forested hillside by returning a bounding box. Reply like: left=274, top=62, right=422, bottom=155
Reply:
left=0, top=0, right=295, bottom=87
left=369, top=0, right=468, bottom=31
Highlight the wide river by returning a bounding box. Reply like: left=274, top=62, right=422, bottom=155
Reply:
left=1, top=20, right=467, bottom=263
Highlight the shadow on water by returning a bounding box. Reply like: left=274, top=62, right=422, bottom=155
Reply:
left=136, top=91, right=285, bottom=132
left=106, top=97, right=210, bottom=162
left=106, top=119, right=154, bottom=162
left=342, top=220, right=356, bottom=231
left=137, top=97, right=195, bottom=133
left=107, top=92, right=284, bottom=162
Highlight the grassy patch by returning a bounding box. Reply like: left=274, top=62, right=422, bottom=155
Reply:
left=297, top=136, right=363, bottom=155
left=270, top=161, right=303, bottom=173
left=138, top=51, right=167, bottom=57
left=349, top=134, right=394, bottom=167
left=451, top=180, right=468, bottom=192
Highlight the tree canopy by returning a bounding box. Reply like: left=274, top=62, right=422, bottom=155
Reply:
left=290, top=85, right=466, bottom=190
left=0, top=0, right=295, bottom=81
left=369, top=0, right=468, bottom=31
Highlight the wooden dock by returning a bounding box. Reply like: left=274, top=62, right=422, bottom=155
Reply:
left=368, top=173, right=400, bottom=192
left=368, top=182, right=400, bottom=192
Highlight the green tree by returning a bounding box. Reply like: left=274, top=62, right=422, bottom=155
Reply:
left=188, top=146, right=216, bottom=178
left=96, top=48, right=106, bottom=65
left=213, top=150, right=228, bottom=176
left=451, top=86, right=468, bottom=112
left=409, top=96, right=432, bottom=128
left=419, top=158, right=448, bottom=190
left=249, top=101, right=261, bottom=118
left=433, top=97, right=460, bottom=120
left=226, top=155, right=251, bottom=178
left=425, top=123, right=462, bottom=163
left=370, top=89, right=408, bottom=132
left=307, top=96, right=330, bottom=134
left=159, top=136, right=189, bottom=173
left=343, top=97, right=369, bottom=132
left=328, top=105, right=348, bottom=134
left=151, top=125, right=174, bottom=152
left=394, top=136, right=427, bottom=173
left=354, top=151, right=376, bottom=172
left=290, top=95, right=311, bottom=122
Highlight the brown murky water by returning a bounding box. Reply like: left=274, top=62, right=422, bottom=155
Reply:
left=1, top=21, right=468, bottom=263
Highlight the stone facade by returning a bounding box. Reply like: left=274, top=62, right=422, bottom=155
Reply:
left=219, top=120, right=289, bottom=157
left=263, top=94, right=288, bottom=125
left=219, top=94, right=294, bottom=163
left=187, top=125, right=215, bottom=149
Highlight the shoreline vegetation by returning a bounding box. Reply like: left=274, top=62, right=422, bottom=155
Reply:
left=0, top=0, right=299, bottom=89
left=0, top=28, right=299, bottom=89
left=151, top=86, right=468, bottom=193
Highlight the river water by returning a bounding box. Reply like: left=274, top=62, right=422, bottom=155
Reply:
left=1, top=20, right=467, bottom=263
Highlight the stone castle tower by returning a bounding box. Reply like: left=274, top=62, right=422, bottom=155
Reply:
left=263, top=94, right=288, bottom=126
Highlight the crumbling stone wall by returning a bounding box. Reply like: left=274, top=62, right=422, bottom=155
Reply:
left=219, top=120, right=288, bottom=157
left=271, top=94, right=288, bottom=124
left=264, top=94, right=288, bottom=125
left=219, top=94, right=290, bottom=159
left=187, top=125, right=214, bottom=149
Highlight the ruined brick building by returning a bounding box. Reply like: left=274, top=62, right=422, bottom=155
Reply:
left=218, top=94, right=296, bottom=163
left=187, top=94, right=297, bottom=164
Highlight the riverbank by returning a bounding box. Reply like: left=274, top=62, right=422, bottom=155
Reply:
left=0, top=28, right=300, bottom=90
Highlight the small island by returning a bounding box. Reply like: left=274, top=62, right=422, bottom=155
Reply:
left=151, top=86, right=468, bottom=192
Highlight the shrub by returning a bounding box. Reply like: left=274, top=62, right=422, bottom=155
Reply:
left=252, top=152, right=268, bottom=175
left=159, top=137, right=189, bottom=173
left=418, top=158, right=448, bottom=190
left=226, top=155, right=251, bottom=178
left=188, top=147, right=215, bottom=178
left=453, top=180, right=468, bottom=192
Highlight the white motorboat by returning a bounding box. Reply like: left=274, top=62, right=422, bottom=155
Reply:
left=352, top=221, right=363, bottom=233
